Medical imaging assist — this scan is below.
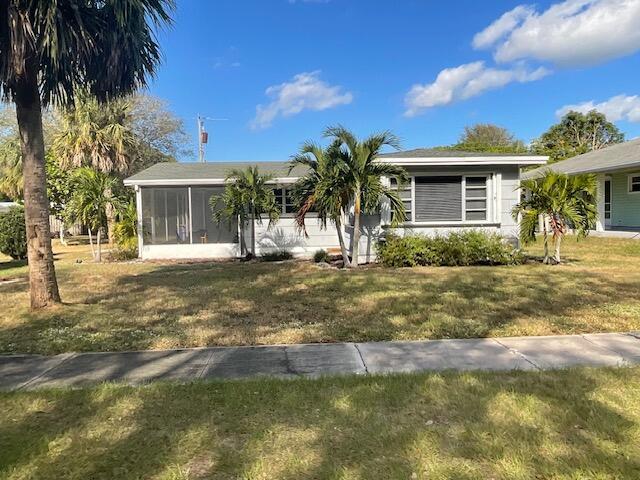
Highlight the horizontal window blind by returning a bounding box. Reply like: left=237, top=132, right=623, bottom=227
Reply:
left=414, top=176, right=462, bottom=222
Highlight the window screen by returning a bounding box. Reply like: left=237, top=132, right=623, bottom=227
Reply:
left=191, top=187, right=238, bottom=244
left=141, top=188, right=190, bottom=245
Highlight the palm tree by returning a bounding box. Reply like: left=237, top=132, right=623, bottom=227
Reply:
left=0, top=0, right=173, bottom=308
left=66, top=168, right=121, bottom=263
left=289, top=140, right=352, bottom=267
left=513, top=171, right=597, bottom=264
left=53, top=93, right=137, bottom=245
left=211, top=166, right=281, bottom=258
left=323, top=125, right=409, bottom=267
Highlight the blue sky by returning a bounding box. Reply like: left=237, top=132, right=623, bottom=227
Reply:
left=148, top=0, right=640, bottom=161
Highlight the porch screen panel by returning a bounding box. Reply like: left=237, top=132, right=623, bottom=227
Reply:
left=414, top=176, right=462, bottom=222
left=141, top=187, right=190, bottom=245
left=191, top=187, right=238, bottom=244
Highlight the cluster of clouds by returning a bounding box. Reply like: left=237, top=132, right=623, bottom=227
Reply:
left=405, top=0, right=640, bottom=116
left=252, top=0, right=640, bottom=128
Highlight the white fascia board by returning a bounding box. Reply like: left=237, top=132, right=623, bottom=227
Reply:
left=376, top=156, right=548, bottom=166
left=124, top=177, right=300, bottom=187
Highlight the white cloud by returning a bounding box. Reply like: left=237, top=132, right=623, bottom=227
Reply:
left=404, top=62, right=550, bottom=116
left=475, top=0, right=640, bottom=67
left=556, top=94, right=640, bottom=122
left=472, top=5, right=534, bottom=50
left=251, top=71, right=353, bottom=130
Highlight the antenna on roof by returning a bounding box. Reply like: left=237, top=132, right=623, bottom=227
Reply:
left=197, top=114, right=228, bottom=163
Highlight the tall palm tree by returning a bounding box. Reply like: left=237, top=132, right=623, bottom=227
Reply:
left=53, top=93, right=137, bottom=244
left=0, top=0, right=173, bottom=308
left=513, top=171, right=597, bottom=264
left=211, top=166, right=281, bottom=258
left=66, top=168, right=121, bottom=263
left=323, top=125, right=409, bottom=267
left=289, top=140, right=352, bottom=267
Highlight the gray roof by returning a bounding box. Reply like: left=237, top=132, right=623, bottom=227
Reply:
left=378, top=148, right=535, bottom=158
left=522, top=138, right=640, bottom=179
left=124, top=161, right=308, bottom=185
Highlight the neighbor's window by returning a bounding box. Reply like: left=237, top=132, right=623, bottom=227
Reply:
left=409, top=175, right=489, bottom=223
left=629, top=175, right=640, bottom=193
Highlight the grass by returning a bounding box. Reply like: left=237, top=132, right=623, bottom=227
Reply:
left=1, top=367, right=639, bottom=479
left=1, top=236, right=639, bottom=355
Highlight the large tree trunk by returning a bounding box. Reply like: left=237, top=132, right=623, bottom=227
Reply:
left=334, top=214, right=351, bottom=268
left=105, top=199, right=116, bottom=246
left=15, top=67, right=61, bottom=308
left=349, top=189, right=362, bottom=268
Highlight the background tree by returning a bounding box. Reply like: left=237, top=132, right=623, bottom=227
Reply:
left=513, top=172, right=597, bottom=264
left=455, top=123, right=527, bottom=153
left=45, top=154, right=73, bottom=245
left=0, top=0, right=173, bottom=308
left=211, top=166, right=281, bottom=258
left=532, top=110, right=624, bottom=164
left=324, top=126, right=409, bottom=267
left=66, top=168, right=122, bottom=263
left=289, top=140, right=352, bottom=267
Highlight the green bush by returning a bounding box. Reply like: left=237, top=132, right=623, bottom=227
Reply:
left=260, top=250, right=293, bottom=262
left=0, top=206, right=27, bottom=260
left=112, top=200, right=138, bottom=261
left=313, top=249, right=329, bottom=263
left=377, top=231, right=522, bottom=267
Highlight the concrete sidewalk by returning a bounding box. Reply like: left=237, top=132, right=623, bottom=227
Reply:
left=2, top=332, right=640, bottom=391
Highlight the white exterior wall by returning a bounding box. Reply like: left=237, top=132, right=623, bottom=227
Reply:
left=250, top=216, right=342, bottom=257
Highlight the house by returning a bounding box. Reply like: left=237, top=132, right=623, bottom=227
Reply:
left=0, top=202, right=19, bottom=213
left=123, top=150, right=547, bottom=261
left=522, top=138, right=640, bottom=232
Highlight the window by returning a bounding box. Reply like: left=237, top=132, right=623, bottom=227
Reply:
left=407, top=175, right=489, bottom=223
left=465, top=177, right=488, bottom=221
left=629, top=175, right=640, bottom=193
left=389, top=177, right=412, bottom=222
left=605, top=179, right=611, bottom=219
left=141, top=188, right=190, bottom=245
left=274, top=187, right=309, bottom=214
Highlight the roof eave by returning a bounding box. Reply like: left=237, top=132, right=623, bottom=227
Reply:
left=376, top=156, right=548, bottom=166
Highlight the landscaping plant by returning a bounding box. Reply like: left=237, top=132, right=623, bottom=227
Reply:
left=514, top=171, right=597, bottom=264
left=0, top=206, right=27, bottom=260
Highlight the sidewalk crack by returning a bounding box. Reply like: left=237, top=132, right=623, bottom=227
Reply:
left=492, top=339, right=540, bottom=371
left=353, top=343, right=369, bottom=375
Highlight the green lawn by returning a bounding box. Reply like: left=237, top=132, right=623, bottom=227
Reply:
left=1, top=367, right=639, bottom=479
left=1, top=236, right=640, bottom=354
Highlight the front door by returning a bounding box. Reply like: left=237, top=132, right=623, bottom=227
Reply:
left=604, top=178, right=612, bottom=228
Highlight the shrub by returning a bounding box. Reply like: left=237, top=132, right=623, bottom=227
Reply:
left=112, top=200, right=138, bottom=261
left=313, top=249, right=329, bottom=263
left=0, top=206, right=27, bottom=260
left=377, top=231, right=522, bottom=267
left=260, top=250, right=293, bottom=262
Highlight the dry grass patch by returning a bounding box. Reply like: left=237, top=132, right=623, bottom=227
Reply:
left=1, top=236, right=639, bottom=354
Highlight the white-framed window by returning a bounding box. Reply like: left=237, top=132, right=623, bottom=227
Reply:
left=389, top=177, right=413, bottom=222
left=397, top=174, right=490, bottom=224
left=629, top=174, right=640, bottom=194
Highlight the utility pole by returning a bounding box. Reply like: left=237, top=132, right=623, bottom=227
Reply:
left=197, top=114, right=228, bottom=163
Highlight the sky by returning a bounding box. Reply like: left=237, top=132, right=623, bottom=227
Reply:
left=147, top=0, right=640, bottom=162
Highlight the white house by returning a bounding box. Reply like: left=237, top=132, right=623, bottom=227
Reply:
left=124, top=149, right=547, bottom=261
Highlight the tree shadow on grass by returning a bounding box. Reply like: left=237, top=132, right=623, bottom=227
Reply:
left=1, top=367, right=638, bottom=479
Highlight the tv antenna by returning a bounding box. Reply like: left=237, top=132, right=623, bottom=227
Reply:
left=197, top=114, right=228, bottom=162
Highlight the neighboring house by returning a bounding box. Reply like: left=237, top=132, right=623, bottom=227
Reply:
left=523, top=138, right=640, bottom=232
left=123, top=150, right=547, bottom=261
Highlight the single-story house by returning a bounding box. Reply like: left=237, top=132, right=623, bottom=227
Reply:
left=522, top=138, right=640, bottom=232
left=123, top=149, right=547, bottom=261
left=0, top=201, right=19, bottom=213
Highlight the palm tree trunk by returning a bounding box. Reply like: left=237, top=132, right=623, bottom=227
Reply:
left=96, top=228, right=102, bottom=263
left=14, top=65, right=61, bottom=308
left=553, top=235, right=562, bottom=264
left=88, top=228, right=95, bottom=260
left=349, top=189, right=362, bottom=268
left=105, top=198, right=116, bottom=246
left=251, top=207, right=256, bottom=258
left=59, top=224, right=67, bottom=246
left=334, top=214, right=351, bottom=268
left=542, top=223, right=550, bottom=264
